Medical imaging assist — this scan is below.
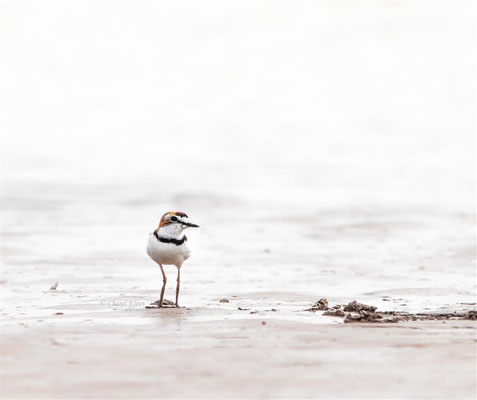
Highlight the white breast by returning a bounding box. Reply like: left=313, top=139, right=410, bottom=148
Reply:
left=146, top=234, right=191, bottom=267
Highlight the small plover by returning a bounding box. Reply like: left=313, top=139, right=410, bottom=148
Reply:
left=146, top=211, right=199, bottom=308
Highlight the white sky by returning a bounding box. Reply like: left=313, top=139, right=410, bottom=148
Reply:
left=1, top=0, right=475, bottom=209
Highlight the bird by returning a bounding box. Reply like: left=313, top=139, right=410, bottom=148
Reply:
left=146, top=211, right=199, bottom=308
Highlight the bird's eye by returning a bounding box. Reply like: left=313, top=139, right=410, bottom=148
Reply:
left=170, top=216, right=178, bottom=222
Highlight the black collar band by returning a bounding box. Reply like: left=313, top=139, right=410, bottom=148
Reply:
left=153, top=231, right=187, bottom=246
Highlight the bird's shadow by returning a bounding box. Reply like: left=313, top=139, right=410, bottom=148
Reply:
left=145, top=299, right=178, bottom=309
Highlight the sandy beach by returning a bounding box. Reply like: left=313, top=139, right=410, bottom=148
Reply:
left=1, top=181, right=476, bottom=398
left=1, top=1, right=476, bottom=398
left=2, top=314, right=476, bottom=399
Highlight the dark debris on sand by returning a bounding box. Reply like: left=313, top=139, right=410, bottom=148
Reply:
left=343, top=301, right=377, bottom=313
left=323, top=308, right=345, bottom=317
left=307, top=298, right=329, bottom=311
left=308, top=299, right=477, bottom=323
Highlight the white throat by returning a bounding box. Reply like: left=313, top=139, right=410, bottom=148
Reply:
left=157, top=223, right=186, bottom=239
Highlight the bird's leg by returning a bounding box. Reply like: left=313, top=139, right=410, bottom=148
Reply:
left=175, top=267, right=181, bottom=307
left=159, top=264, right=167, bottom=308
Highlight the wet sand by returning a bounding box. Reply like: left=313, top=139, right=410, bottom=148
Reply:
left=1, top=180, right=476, bottom=398
left=1, top=307, right=476, bottom=399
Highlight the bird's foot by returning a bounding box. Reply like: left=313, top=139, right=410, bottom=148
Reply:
left=146, top=299, right=175, bottom=309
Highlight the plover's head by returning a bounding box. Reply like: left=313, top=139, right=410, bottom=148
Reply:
left=156, top=211, right=199, bottom=236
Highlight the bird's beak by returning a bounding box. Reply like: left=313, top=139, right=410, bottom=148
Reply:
left=183, top=221, right=199, bottom=228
